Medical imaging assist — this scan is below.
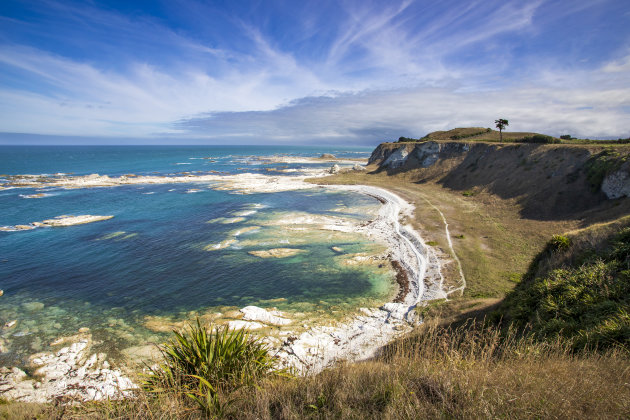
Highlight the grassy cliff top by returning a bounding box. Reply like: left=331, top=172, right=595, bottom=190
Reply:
left=394, top=127, right=630, bottom=145
left=424, top=127, right=537, bottom=141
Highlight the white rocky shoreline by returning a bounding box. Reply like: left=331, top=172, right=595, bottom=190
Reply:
left=0, top=163, right=454, bottom=403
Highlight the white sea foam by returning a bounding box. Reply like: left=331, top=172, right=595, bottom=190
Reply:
left=19, top=193, right=51, bottom=199
left=233, top=210, right=257, bottom=216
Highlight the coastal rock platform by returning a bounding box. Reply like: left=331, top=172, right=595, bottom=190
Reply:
left=0, top=334, right=135, bottom=403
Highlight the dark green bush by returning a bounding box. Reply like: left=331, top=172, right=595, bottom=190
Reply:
left=517, top=134, right=560, bottom=144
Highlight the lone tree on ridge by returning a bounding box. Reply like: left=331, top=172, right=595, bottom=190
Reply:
left=495, top=119, right=509, bottom=142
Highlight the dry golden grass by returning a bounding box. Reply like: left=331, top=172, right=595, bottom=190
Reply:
left=226, top=319, right=630, bottom=419
left=11, top=320, right=627, bottom=419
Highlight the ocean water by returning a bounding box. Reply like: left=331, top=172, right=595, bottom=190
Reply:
left=0, top=146, right=395, bottom=366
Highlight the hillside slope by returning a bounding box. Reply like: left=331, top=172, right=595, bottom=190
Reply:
left=368, top=140, right=630, bottom=221
left=497, top=216, right=630, bottom=349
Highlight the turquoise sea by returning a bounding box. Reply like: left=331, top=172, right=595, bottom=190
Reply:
left=0, top=146, right=395, bottom=366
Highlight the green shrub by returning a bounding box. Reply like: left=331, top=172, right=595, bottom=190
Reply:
left=549, top=234, right=571, bottom=251
left=499, top=228, right=630, bottom=351
left=143, top=319, right=285, bottom=414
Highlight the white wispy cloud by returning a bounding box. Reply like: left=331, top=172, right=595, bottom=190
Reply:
left=179, top=57, right=630, bottom=143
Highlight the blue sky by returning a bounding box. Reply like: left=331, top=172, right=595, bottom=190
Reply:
left=0, top=0, right=629, bottom=145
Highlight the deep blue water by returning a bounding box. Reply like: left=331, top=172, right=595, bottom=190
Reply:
left=0, top=145, right=369, bottom=176
left=0, top=146, right=392, bottom=364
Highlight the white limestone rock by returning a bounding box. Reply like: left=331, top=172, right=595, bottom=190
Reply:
left=240, top=306, right=292, bottom=326
left=227, top=320, right=264, bottom=330
left=602, top=170, right=630, bottom=199
left=381, top=146, right=410, bottom=168
left=380, top=302, right=411, bottom=322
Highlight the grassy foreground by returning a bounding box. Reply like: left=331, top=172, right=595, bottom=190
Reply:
left=3, top=320, right=628, bottom=419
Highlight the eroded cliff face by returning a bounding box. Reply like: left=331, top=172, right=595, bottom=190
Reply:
left=369, top=141, right=470, bottom=169
left=367, top=141, right=630, bottom=220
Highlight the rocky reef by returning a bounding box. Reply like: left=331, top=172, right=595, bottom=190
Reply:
left=0, top=215, right=114, bottom=232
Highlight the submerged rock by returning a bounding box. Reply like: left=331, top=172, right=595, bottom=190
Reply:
left=21, top=302, right=44, bottom=312
left=248, top=248, right=306, bottom=258
left=204, top=238, right=238, bottom=251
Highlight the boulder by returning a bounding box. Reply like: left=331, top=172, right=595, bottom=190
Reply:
left=240, top=306, right=292, bottom=326
left=227, top=320, right=264, bottom=330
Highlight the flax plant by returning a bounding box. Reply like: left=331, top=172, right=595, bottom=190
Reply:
left=143, top=318, right=286, bottom=415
